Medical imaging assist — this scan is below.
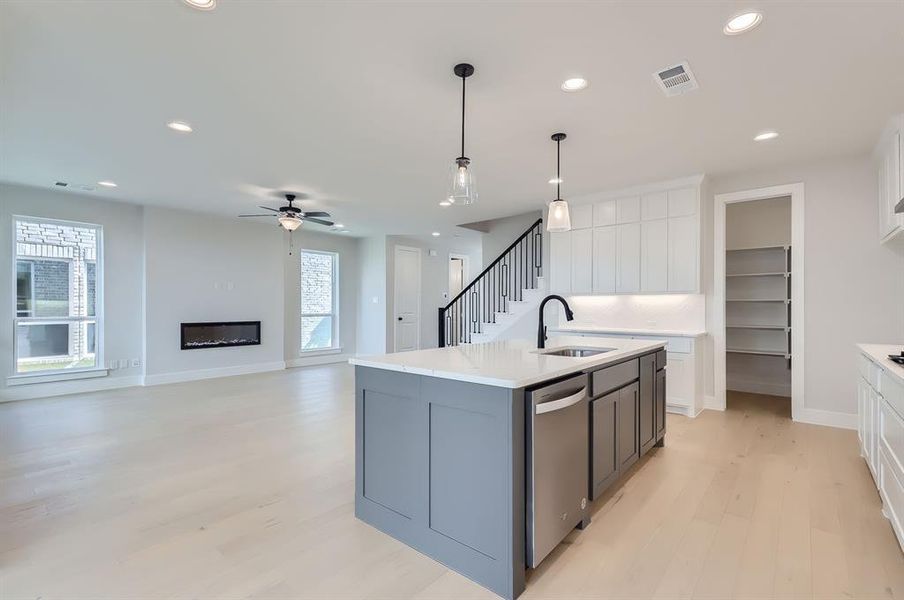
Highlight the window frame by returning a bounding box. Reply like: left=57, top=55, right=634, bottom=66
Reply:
left=299, top=248, right=340, bottom=354
left=10, top=216, right=105, bottom=380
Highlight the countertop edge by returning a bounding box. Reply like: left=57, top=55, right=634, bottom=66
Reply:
left=350, top=340, right=667, bottom=389
left=550, top=326, right=707, bottom=338
left=857, top=343, right=904, bottom=384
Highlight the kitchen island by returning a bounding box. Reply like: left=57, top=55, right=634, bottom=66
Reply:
left=349, top=335, right=667, bottom=599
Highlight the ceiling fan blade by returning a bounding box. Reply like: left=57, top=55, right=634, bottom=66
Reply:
left=257, top=206, right=279, bottom=212
left=301, top=211, right=331, bottom=218
left=238, top=214, right=275, bottom=217
left=301, top=217, right=334, bottom=227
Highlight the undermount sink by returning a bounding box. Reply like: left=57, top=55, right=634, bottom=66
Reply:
left=539, top=346, right=614, bottom=358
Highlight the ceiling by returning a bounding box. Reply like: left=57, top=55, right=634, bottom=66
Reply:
left=2, top=1, right=903, bottom=237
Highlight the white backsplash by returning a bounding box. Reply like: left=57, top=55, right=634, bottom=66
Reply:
left=560, top=294, right=706, bottom=332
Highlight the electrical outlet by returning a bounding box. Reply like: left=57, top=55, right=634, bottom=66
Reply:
left=131, top=358, right=140, bottom=368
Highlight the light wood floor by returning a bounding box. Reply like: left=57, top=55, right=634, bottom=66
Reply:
left=1, top=368, right=902, bottom=600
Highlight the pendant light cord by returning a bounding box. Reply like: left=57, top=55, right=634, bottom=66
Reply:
left=460, top=74, right=466, bottom=158
left=556, top=138, right=561, bottom=199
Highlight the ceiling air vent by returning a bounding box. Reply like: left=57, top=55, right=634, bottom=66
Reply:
left=653, top=61, right=698, bottom=97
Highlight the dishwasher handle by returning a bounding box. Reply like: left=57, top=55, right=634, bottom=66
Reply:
left=535, top=388, right=586, bottom=415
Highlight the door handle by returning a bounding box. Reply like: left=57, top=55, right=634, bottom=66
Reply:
left=397, top=317, right=403, bottom=321
left=536, top=388, right=586, bottom=415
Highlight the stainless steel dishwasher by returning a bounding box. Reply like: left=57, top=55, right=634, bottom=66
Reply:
left=526, top=373, right=589, bottom=568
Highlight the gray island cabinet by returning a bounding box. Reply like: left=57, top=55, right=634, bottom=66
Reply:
left=350, top=335, right=666, bottom=600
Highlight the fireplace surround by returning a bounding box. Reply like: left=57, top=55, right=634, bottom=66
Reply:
left=180, top=321, right=261, bottom=350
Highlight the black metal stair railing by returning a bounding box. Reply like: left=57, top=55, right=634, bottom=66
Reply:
left=438, top=218, right=543, bottom=347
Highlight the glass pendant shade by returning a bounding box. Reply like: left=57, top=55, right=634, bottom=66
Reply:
left=546, top=199, right=572, bottom=232
left=278, top=215, right=302, bottom=231
left=448, top=157, right=477, bottom=205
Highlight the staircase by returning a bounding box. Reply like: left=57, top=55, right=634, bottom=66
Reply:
left=438, top=218, right=545, bottom=347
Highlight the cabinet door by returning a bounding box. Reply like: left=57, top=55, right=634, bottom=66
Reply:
left=641, top=219, right=668, bottom=292
left=592, top=226, right=617, bottom=294
left=641, top=191, right=668, bottom=221
left=593, top=200, right=617, bottom=227
left=668, top=187, right=697, bottom=217
left=656, top=367, right=666, bottom=440
left=591, top=391, right=619, bottom=499
left=880, top=131, right=903, bottom=240
left=617, top=383, right=639, bottom=470
left=571, top=228, right=593, bottom=295
left=549, top=231, right=572, bottom=294
left=668, top=215, right=697, bottom=292
left=639, top=354, right=656, bottom=455
left=858, top=377, right=869, bottom=455
left=617, top=196, right=641, bottom=223
left=571, top=204, right=594, bottom=229
left=616, top=223, right=641, bottom=293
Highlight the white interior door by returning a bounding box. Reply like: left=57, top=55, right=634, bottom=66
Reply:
left=394, top=245, right=421, bottom=352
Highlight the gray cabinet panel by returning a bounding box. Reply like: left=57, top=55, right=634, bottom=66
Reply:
left=656, top=367, right=667, bottom=442
left=362, top=390, right=422, bottom=519
left=429, top=403, right=504, bottom=559
left=639, top=354, right=656, bottom=456
left=591, top=391, right=618, bottom=499
left=617, top=383, right=639, bottom=470
left=592, top=358, right=638, bottom=397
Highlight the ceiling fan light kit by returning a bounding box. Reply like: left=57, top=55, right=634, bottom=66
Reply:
left=546, top=133, right=572, bottom=232
left=448, top=63, right=477, bottom=205
left=238, top=193, right=334, bottom=233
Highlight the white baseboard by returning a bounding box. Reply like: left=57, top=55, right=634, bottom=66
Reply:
left=143, top=361, right=286, bottom=386
left=286, top=352, right=352, bottom=368
left=703, top=394, right=723, bottom=411
left=0, top=374, right=144, bottom=403
left=666, top=403, right=703, bottom=418
left=795, top=407, right=857, bottom=430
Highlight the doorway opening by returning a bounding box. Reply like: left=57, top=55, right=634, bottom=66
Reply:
left=714, top=184, right=805, bottom=421
left=448, top=253, right=470, bottom=298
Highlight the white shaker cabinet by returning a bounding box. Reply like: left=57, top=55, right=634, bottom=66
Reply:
left=570, top=228, right=593, bottom=294
left=592, top=226, right=617, bottom=294
left=641, top=219, right=668, bottom=292
left=616, top=223, right=641, bottom=293
left=547, top=175, right=703, bottom=296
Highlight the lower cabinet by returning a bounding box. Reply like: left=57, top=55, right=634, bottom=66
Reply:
left=858, top=348, right=904, bottom=553
left=590, top=351, right=666, bottom=501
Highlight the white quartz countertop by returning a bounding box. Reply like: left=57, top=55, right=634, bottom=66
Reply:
left=858, top=343, right=904, bottom=385
left=551, top=324, right=706, bottom=338
left=349, top=335, right=666, bottom=389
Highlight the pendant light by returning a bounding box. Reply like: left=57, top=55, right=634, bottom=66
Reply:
left=448, top=63, right=477, bottom=205
left=546, top=133, right=571, bottom=232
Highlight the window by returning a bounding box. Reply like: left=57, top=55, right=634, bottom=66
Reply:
left=300, top=250, right=338, bottom=351
left=13, top=217, right=102, bottom=375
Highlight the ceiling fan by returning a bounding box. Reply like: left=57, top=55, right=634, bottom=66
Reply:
left=239, top=193, right=334, bottom=231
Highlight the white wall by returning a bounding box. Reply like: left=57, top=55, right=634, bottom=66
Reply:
left=142, top=207, right=286, bottom=383
left=386, top=233, right=482, bottom=350
left=356, top=235, right=388, bottom=356
left=284, top=228, right=359, bottom=366
left=471, top=210, right=543, bottom=267
left=0, top=183, right=145, bottom=400
left=708, top=155, right=904, bottom=418
left=726, top=196, right=791, bottom=250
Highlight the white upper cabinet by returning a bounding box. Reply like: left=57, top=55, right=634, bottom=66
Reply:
left=617, top=196, right=641, bottom=223
left=593, top=200, right=617, bottom=227
left=641, top=219, right=668, bottom=291
left=548, top=175, right=703, bottom=295
left=616, top=223, right=641, bottom=293
left=571, top=228, right=593, bottom=294
left=570, top=204, right=594, bottom=230
left=592, top=226, right=617, bottom=294
left=877, top=114, right=903, bottom=243
left=641, top=191, right=668, bottom=221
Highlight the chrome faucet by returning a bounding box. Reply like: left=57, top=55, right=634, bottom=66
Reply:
left=537, top=295, right=574, bottom=349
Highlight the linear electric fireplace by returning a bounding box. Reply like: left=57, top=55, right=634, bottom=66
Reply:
left=180, top=321, right=261, bottom=350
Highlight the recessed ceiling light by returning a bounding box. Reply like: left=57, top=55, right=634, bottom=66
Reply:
left=439, top=200, right=452, bottom=207
left=561, top=78, right=589, bottom=92
left=167, top=120, right=193, bottom=133
left=181, top=0, right=216, bottom=10
left=754, top=130, right=779, bottom=141
left=333, top=223, right=345, bottom=228
left=432, top=232, right=441, bottom=237
left=97, top=181, right=117, bottom=188
left=724, top=11, right=763, bottom=35
left=549, top=177, right=563, bottom=184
